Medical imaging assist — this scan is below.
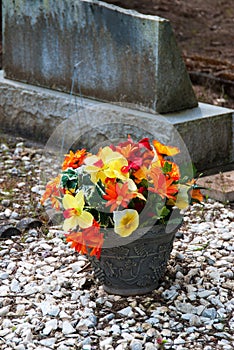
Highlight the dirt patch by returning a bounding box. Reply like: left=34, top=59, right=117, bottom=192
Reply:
left=104, top=0, right=234, bottom=108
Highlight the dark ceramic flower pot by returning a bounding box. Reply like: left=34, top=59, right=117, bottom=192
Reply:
left=90, top=222, right=181, bottom=296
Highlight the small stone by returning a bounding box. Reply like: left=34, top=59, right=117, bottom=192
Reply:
left=0, top=272, right=9, bottom=280
left=130, top=340, right=143, bottom=350
left=115, top=345, right=126, bottom=350
left=175, top=301, right=196, bottom=314
left=62, top=320, right=76, bottom=335
left=118, top=306, right=133, bottom=317
left=76, top=318, right=95, bottom=330
left=145, top=317, right=159, bottom=326
left=10, top=279, right=21, bottom=293
left=11, top=211, right=20, bottom=219
left=22, top=328, right=33, bottom=342
left=189, top=315, right=201, bottom=326
left=1, top=199, right=11, bottom=207
left=80, top=295, right=90, bottom=306
left=181, top=314, right=194, bottom=321
left=100, top=337, right=113, bottom=349
left=103, top=313, right=115, bottom=321
left=40, top=338, right=56, bottom=347
left=213, top=323, right=224, bottom=331
left=43, top=319, right=58, bottom=335
left=145, top=343, right=156, bottom=350
left=4, top=208, right=12, bottom=218
left=198, top=290, right=216, bottom=298
left=175, top=271, right=184, bottom=279
left=134, top=306, right=145, bottom=316
left=17, top=182, right=26, bottom=188
left=95, top=330, right=109, bottom=337
left=187, top=292, right=197, bottom=301
left=31, top=185, right=44, bottom=195
left=15, top=345, right=26, bottom=350
left=161, top=329, right=171, bottom=337
left=175, top=252, right=185, bottom=260
left=70, top=261, right=85, bottom=272
left=110, top=324, right=121, bottom=335
left=174, top=337, right=185, bottom=345
left=146, top=328, right=156, bottom=338
left=221, top=232, right=233, bottom=241
left=202, top=308, right=217, bottom=320
left=16, top=305, right=26, bottom=316
left=0, top=329, right=10, bottom=337
left=39, top=301, right=60, bottom=316
left=162, top=289, right=178, bottom=300
left=104, top=300, right=113, bottom=308
left=214, top=332, right=232, bottom=339
left=122, top=333, right=134, bottom=341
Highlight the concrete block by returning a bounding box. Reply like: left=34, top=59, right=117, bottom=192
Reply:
left=197, top=171, right=234, bottom=202
left=0, top=71, right=232, bottom=171
left=2, top=0, right=197, bottom=114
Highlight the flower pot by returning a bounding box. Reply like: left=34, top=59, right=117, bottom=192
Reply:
left=89, top=223, right=180, bottom=296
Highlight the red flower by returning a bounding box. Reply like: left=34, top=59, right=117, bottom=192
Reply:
left=115, top=137, right=154, bottom=172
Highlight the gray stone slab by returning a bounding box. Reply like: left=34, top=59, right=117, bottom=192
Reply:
left=2, top=0, right=197, bottom=114
left=0, top=71, right=232, bottom=171
left=197, top=171, right=234, bottom=202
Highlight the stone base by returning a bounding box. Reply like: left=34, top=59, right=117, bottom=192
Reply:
left=0, top=71, right=233, bottom=171
left=197, top=171, right=234, bottom=202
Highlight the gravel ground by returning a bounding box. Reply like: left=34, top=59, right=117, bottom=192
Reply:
left=0, top=138, right=233, bottom=350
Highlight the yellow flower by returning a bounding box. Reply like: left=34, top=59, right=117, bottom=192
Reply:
left=113, top=209, right=139, bottom=237
left=85, top=146, right=128, bottom=183
left=174, top=184, right=190, bottom=209
left=62, top=191, right=93, bottom=231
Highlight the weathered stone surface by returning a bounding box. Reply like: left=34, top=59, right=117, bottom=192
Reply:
left=0, top=72, right=233, bottom=171
left=197, top=171, right=234, bottom=202
left=2, top=0, right=197, bottom=113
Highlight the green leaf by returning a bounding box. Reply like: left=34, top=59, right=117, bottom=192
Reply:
left=162, top=161, right=172, bottom=173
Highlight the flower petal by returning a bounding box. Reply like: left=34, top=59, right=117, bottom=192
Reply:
left=78, top=211, right=94, bottom=229
left=62, top=193, right=78, bottom=210
left=74, top=190, right=85, bottom=210
left=113, top=209, right=139, bottom=237
left=63, top=216, right=79, bottom=231
left=175, top=185, right=189, bottom=209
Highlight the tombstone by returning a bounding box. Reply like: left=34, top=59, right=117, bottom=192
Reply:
left=2, top=0, right=197, bottom=114
left=0, top=0, right=233, bottom=171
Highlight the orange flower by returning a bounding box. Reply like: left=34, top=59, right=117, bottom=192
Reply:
left=160, top=159, right=180, bottom=181
left=186, top=179, right=204, bottom=203
left=103, top=182, right=137, bottom=211
left=148, top=167, right=178, bottom=199
left=66, top=220, right=104, bottom=258
left=133, top=166, right=149, bottom=184
left=190, top=188, right=204, bottom=203
left=153, top=140, right=180, bottom=158
left=62, top=149, right=87, bottom=170
left=40, top=175, right=61, bottom=210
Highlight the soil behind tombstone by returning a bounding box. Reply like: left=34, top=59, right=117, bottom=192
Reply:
left=104, top=0, right=234, bottom=108
left=0, top=0, right=234, bottom=108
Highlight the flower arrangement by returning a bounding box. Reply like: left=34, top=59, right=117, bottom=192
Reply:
left=41, top=137, right=203, bottom=259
